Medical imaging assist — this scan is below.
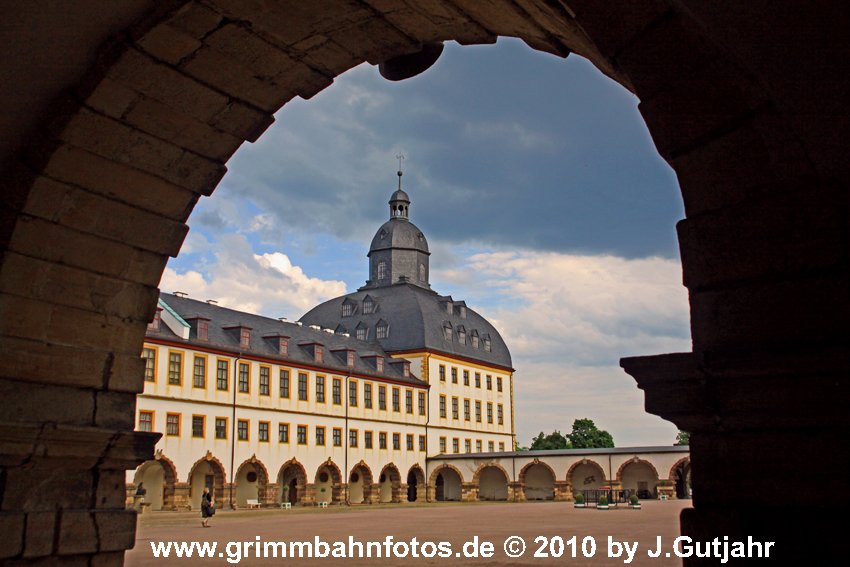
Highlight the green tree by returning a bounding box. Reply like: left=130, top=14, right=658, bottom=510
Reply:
left=675, top=430, right=690, bottom=446
left=566, top=418, right=614, bottom=449
left=529, top=430, right=570, bottom=450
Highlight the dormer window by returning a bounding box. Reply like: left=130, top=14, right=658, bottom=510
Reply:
left=445, top=301, right=453, bottom=314
left=376, top=319, right=389, bottom=339
left=376, top=357, right=384, bottom=373
left=347, top=351, right=356, bottom=367
left=148, top=308, right=162, bottom=332
left=472, top=331, right=480, bottom=349
left=363, top=296, right=375, bottom=314
left=483, top=335, right=491, bottom=352
left=457, top=325, right=466, bottom=345
left=315, top=344, right=324, bottom=363
left=458, top=305, right=467, bottom=319
left=264, top=334, right=289, bottom=356
left=240, top=328, right=251, bottom=348
left=443, top=322, right=453, bottom=341
left=335, top=324, right=347, bottom=335
left=341, top=299, right=354, bottom=317
left=197, top=319, right=209, bottom=340
left=356, top=323, right=368, bottom=341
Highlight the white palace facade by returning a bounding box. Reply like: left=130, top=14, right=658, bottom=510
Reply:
left=129, top=182, right=689, bottom=510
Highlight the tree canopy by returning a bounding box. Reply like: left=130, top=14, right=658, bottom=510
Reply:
left=675, top=430, right=690, bottom=446
left=566, top=418, right=614, bottom=449
left=529, top=430, right=570, bottom=450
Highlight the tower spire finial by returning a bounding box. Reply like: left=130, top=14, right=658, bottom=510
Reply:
left=396, top=153, right=405, bottom=190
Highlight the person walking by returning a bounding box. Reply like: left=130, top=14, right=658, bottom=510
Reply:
left=201, top=487, right=215, bottom=527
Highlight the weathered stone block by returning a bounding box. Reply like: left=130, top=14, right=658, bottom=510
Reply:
left=57, top=511, right=98, bottom=555
left=0, top=378, right=94, bottom=427
left=94, top=510, right=137, bottom=552
left=23, top=511, right=57, bottom=558
left=94, top=391, right=137, bottom=430
left=0, top=512, right=25, bottom=558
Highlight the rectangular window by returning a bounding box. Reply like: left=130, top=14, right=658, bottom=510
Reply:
left=418, top=435, right=426, bottom=451
left=168, top=351, right=182, bottom=385
left=463, top=370, right=469, bottom=386
left=280, top=369, right=290, bottom=398
left=487, top=402, right=493, bottom=424
left=475, top=372, right=481, bottom=388
left=197, top=319, right=209, bottom=341
left=489, top=441, right=495, bottom=452
left=498, top=404, right=504, bottom=425
left=216, top=359, right=228, bottom=390
left=314, top=344, right=323, bottom=364
left=418, top=391, right=426, bottom=416
left=316, top=426, right=325, bottom=446
left=439, top=365, right=446, bottom=382
left=258, top=421, right=269, bottom=442
left=451, top=367, right=458, bottom=383
left=365, top=431, right=373, bottom=449
left=142, top=348, right=156, bottom=382
left=499, top=442, right=505, bottom=452
left=166, top=413, right=180, bottom=436
left=278, top=423, right=289, bottom=443
left=392, top=433, right=400, bottom=450
left=376, top=357, right=383, bottom=372
left=298, top=373, right=308, bottom=401
left=392, top=388, right=400, bottom=412
left=332, top=378, right=341, bottom=405
left=332, top=428, right=341, bottom=447
left=497, top=376, right=503, bottom=392
left=237, top=419, right=248, bottom=441
left=439, top=437, right=446, bottom=453
left=297, top=425, right=307, bottom=445
left=138, top=411, right=153, bottom=432
left=193, top=355, right=206, bottom=388
left=475, top=401, right=482, bottom=422
left=240, top=327, right=251, bottom=348
left=259, top=366, right=270, bottom=395
left=405, top=390, right=413, bottom=414
left=238, top=363, right=250, bottom=393
left=349, top=381, right=358, bottom=407
left=364, top=383, right=373, bottom=409
left=452, top=438, right=459, bottom=453
left=378, top=386, right=387, bottom=410
left=439, top=395, right=446, bottom=418
left=349, top=429, right=358, bottom=448
left=452, top=397, right=459, bottom=420
left=379, top=432, right=387, bottom=449
left=215, top=417, right=227, bottom=439
left=406, top=434, right=414, bottom=451
left=465, top=439, right=471, bottom=453
left=316, top=376, right=326, bottom=403
left=192, top=415, right=204, bottom=438
left=464, top=399, right=471, bottom=421
left=486, top=375, right=492, bottom=390
left=476, top=440, right=482, bottom=453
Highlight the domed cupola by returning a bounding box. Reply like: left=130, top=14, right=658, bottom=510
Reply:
left=364, top=162, right=430, bottom=290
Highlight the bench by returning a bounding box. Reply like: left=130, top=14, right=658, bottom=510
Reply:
left=280, top=502, right=291, bottom=510
left=318, top=502, right=328, bottom=508
left=246, top=499, right=261, bottom=509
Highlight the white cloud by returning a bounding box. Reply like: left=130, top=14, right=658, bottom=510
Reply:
left=462, top=120, right=556, bottom=151
left=161, top=233, right=347, bottom=319
left=434, top=249, right=691, bottom=446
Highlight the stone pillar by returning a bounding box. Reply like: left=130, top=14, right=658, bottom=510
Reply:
left=508, top=481, right=525, bottom=502
left=173, top=482, right=191, bottom=510
left=553, top=481, right=570, bottom=501
left=656, top=480, right=675, bottom=500
left=461, top=482, right=478, bottom=502
left=415, top=482, right=427, bottom=503
left=425, top=483, right=436, bottom=502
left=303, top=483, right=316, bottom=505
left=265, top=482, right=280, bottom=506
left=368, top=483, right=381, bottom=504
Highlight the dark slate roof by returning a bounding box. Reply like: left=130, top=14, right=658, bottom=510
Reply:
left=299, top=283, right=513, bottom=370
left=369, top=218, right=429, bottom=255
left=148, top=293, right=427, bottom=387
left=427, top=446, right=690, bottom=461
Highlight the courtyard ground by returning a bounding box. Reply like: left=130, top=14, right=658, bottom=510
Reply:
left=127, top=499, right=691, bottom=566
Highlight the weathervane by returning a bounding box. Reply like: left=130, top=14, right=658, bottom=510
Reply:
left=396, top=153, right=405, bottom=190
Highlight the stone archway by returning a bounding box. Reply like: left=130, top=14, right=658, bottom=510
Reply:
left=519, top=461, right=556, bottom=501
left=617, top=458, right=660, bottom=500
left=234, top=457, right=269, bottom=508
left=429, top=465, right=464, bottom=502
left=473, top=464, right=510, bottom=501
left=187, top=454, right=226, bottom=510
left=277, top=459, right=307, bottom=506
left=314, top=460, right=342, bottom=504
left=567, top=459, right=607, bottom=500
left=0, top=2, right=846, bottom=564
left=348, top=461, right=374, bottom=505
left=132, top=454, right=178, bottom=511
left=406, top=465, right=426, bottom=502
left=669, top=457, right=691, bottom=500
left=378, top=463, right=402, bottom=503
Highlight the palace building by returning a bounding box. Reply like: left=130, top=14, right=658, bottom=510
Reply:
left=130, top=178, right=516, bottom=509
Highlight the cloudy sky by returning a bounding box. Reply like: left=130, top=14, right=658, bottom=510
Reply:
left=163, top=38, right=691, bottom=447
